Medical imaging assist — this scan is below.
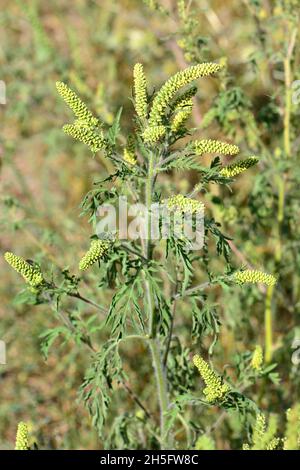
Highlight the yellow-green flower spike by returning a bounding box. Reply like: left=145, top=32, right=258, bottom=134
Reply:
left=4, top=252, right=43, bottom=287
left=171, top=86, right=197, bottom=111
left=234, top=270, right=277, bottom=287
left=171, top=106, right=192, bottom=132
left=123, top=135, right=137, bottom=165
left=266, top=438, right=281, bottom=450
left=252, top=413, right=266, bottom=448
left=63, top=124, right=106, bottom=153
left=165, top=195, right=204, bottom=214
left=142, top=125, right=166, bottom=143
left=15, top=422, right=29, bottom=450
left=149, top=63, right=221, bottom=126
left=283, top=405, right=300, bottom=450
left=251, top=345, right=263, bottom=371
left=56, top=81, right=98, bottom=128
left=220, top=156, right=259, bottom=178
left=79, top=239, right=111, bottom=271
left=247, top=414, right=280, bottom=450
left=193, top=355, right=230, bottom=403
left=133, top=63, right=148, bottom=119
left=194, top=139, right=239, bottom=156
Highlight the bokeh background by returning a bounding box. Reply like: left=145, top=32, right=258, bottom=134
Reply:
left=1, top=0, right=300, bottom=449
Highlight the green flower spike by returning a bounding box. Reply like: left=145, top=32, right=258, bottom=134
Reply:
left=63, top=124, right=106, bottom=153
left=133, top=63, right=148, bottom=119
left=171, top=106, right=192, bottom=132
left=56, top=81, right=98, bottom=128
left=142, top=125, right=166, bottom=143
left=283, top=405, right=300, bottom=450
left=79, top=239, right=111, bottom=271
left=251, top=345, right=263, bottom=371
left=194, top=139, right=239, bottom=156
left=165, top=194, right=204, bottom=214
left=15, top=422, right=29, bottom=450
left=171, top=86, right=197, bottom=112
left=123, top=135, right=137, bottom=165
left=220, top=156, right=259, bottom=178
left=234, top=269, right=277, bottom=287
left=193, top=354, right=230, bottom=403
left=149, top=63, right=221, bottom=126
left=266, top=438, right=281, bottom=450
left=243, top=414, right=280, bottom=450
left=4, top=252, right=43, bottom=287
left=170, top=87, right=197, bottom=133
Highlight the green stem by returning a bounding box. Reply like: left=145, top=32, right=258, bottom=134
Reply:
left=145, top=153, right=154, bottom=260
left=145, top=153, right=156, bottom=338
left=263, top=28, right=297, bottom=362
left=284, top=56, right=292, bottom=159
left=148, top=338, right=170, bottom=449
left=275, top=176, right=285, bottom=263
left=265, top=284, right=274, bottom=363
left=144, top=151, right=171, bottom=448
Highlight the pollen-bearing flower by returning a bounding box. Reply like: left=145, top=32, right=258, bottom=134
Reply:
left=251, top=345, right=263, bottom=371
left=63, top=124, right=106, bottom=153
left=142, top=125, right=166, bottom=143
left=194, top=139, right=239, bottom=156
left=234, top=270, right=277, bottom=287
left=243, top=414, right=280, bottom=450
left=283, top=405, right=300, bottom=450
left=170, top=88, right=196, bottom=132
left=165, top=194, right=204, bottom=214
left=250, top=414, right=266, bottom=449
left=15, top=422, right=29, bottom=450
left=149, top=63, right=221, bottom=126
left=193, top=355, right=230, bottom=403
left=171, top=106, right=192, bottom=132
left=133, top=63, right=148, bottom=119
left=4, top=252, right=43, bottom=287
left=171, top=86, right=197, bottom=111
left=56, top=81, right=98, bottom=128
left=220, top=156, right=259, bottom=177
left=79, top=239, right=112, bottom=271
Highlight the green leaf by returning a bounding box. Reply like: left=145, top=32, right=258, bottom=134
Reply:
left=107, top=107, right=123, bottom=145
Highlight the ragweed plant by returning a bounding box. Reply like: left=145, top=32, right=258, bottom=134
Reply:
left=5, top=61, right=278, bottom=450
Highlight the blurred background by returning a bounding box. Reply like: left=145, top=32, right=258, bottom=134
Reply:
left=0, top=0, right=300, bottom=449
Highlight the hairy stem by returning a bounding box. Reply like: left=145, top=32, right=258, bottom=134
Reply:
left=263, top=27, right=297, bottom=362
left=265, top=284, right=274, bottom=363
left=144, top=151, right=171, bottom=448
left=145, top=153, right=156, bottom=338
left=148, top=338, right=170, bottom=449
